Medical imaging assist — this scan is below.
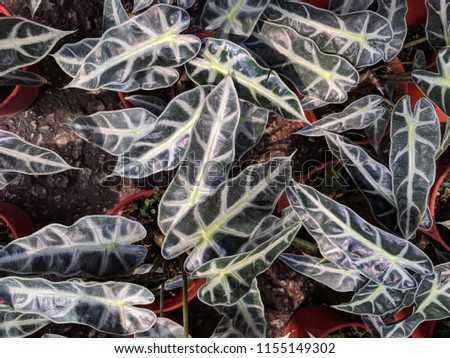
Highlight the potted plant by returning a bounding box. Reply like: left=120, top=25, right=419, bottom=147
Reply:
left=0, top=202, right=34, bottom=243
left=0, top=4, right=72, bottom=118
left=427, top=163, right=450, bottom=251
left=284, top=305, right=370, bottom=338
left=4, top=0, right=445, bottom=338
left=108, top=188, right=205, bottom=315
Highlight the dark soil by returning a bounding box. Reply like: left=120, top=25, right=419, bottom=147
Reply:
left=0, top=219, right=14, bottom=246
left=2, top=0, right=450, bottom=339
left=0, top=86, right=15, bottom=103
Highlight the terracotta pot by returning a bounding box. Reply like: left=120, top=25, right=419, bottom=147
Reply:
left=0, top=202, right=35, bottom=239
left=426, top=164, right=450, bottom=251
left=108, top=190, right=204, bottom=314
left=0, top=5, right=39, bottom=118
left=301, top=0, right=329, bottom=9
left=284, top=306, right=369, bottom=338
left=406, top=0, right=427, bottom=27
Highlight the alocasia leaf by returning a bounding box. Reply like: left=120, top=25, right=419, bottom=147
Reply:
left=381, top=263, right=450, bottom=337
left=0, top=277, right=156, bottom=336
left=69, top=109, right=158, bottom=156
left=328, top=0, right=374, bottom=14
left=185, top=38, right=306, bottom=122
left=364, top=102, right=391, bottom=156
left=0, top=70, right=48, bottom=87
left=264, top=2, right=393, bottom=67
left=103, top=0, right=129, bottom=32
left=246, top=21, right=359, bottom=104
left=29, top=0, right=43, bottom=18
left=158, top=77, right=240, bottom=234
left=135, top=317, right=188, bottom=338
left=324, top=132, right=398, bottom=230
left=162, top=157, right=292, bottom=272
left=0, top=17, right=73, bottom=76
left=192, top=212, right=301, bottom=305
left=235, top=101, right=268, bottom=161
left=296, top=95, right=385, bottom=136
left=0, top=305, right=49, bottom=338
left=279, top=254, right=367, bottom=292
left=52, top=38, right=100, bottom=77
left=376, top=0, right=407, bottom=62
left=287, top=184, right=434, bottom=290
left=66, top=5, right=201, bottom=90
left=332, top=280, right=415, bottom=316
left=113, top=85, right=213, bottom=178
left=123, top=95, right=168, bottom=116
left=425, top=0, right=450, bottom=49
left=178, top=0, right=196, bottom=9
left=132, top=0, right=153, bottom=13
left=0, top=130, right=76, bottom=179
left=390, top=97, right=440, bottom=240
left=437, top=119, right=450, bottom=158
left=201, top=0, right=269, bottom=40
left=0, top=173, right=19, bottom=190
left=412, top=47, right=450, bottom=116
left=211, top=280, right=266, bottom=338
left=0, top=215, right=147, bottom=278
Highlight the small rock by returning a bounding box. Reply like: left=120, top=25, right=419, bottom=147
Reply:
left=31, top=185, right=47, bottom=199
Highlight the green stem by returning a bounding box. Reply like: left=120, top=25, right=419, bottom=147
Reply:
left=402, top=37, right=428, bottom=50
left=180, top=254, right=189, bottom=338
left=159, top=261, right=166, bottom=317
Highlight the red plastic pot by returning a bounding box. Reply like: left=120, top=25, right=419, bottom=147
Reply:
left=108, top=190, right=204, bottom=314
left=0, top=5, right=39, bottom=118
left=426, top=164, right=450, bottom=251
left=301, top=0, right=329, bottom=9
left=406, top=0, right=427, bottom=27
left=0, top=202, right=35, bottom=239
left=284, top=306, right=369, bottom=338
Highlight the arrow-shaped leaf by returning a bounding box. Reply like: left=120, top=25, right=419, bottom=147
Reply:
left=211, top=279, right=266, bottom=338
left=113, top=85, right=213, bottom=178
left=0, top=130, right=76, bottom=179
left=201, top=0, right=269, bottom=40
left=0, top=70, right=48, bottom=87
left=425, top=0, right=450, bottom=49
left=103, top=0, right=129, bottom=32
left=0, top=277, right=156, bottom=336
left=162, top=157, right=292, bottom=272
left=158, top=77, right=240, bottom=233
left=192, top=213, right=300, bottom=305
left=297, top=95, right=385, bottom=136
left=0, top=215, right=147, bottom=278
left=0, top=173, right=19, bottom=190
left=235, top=101, right=268, bottom=161
left=381, top=263, right=450, bottom=337
left=280, top=254, right=366, bottom=292
left=390, top=96, right=440, bottom=239
left=246, top=21, right=359, bottom=104
left=264, top=2, right=393, bottom=67
left=185, top=38, right=306, bottom=121
left=135, top=317, right=188, bottom=338
left=412, top=46, right=450, bottom=116
left=69, top=108, right=158, bottom=156
left=0, top=305, right=49, bottom=338
left=67, top=5, right=200, bottom=90
left=332, top=280, right=415, bottom=316
left=287, top=184, right=433, bottom=290
left=376, top=0, right=407, bottom=62
left=329, top=0, right=374, bottom=14
left=0, top=17, right=73, bottom=76
left=324, top=132, right=398, bottom=230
